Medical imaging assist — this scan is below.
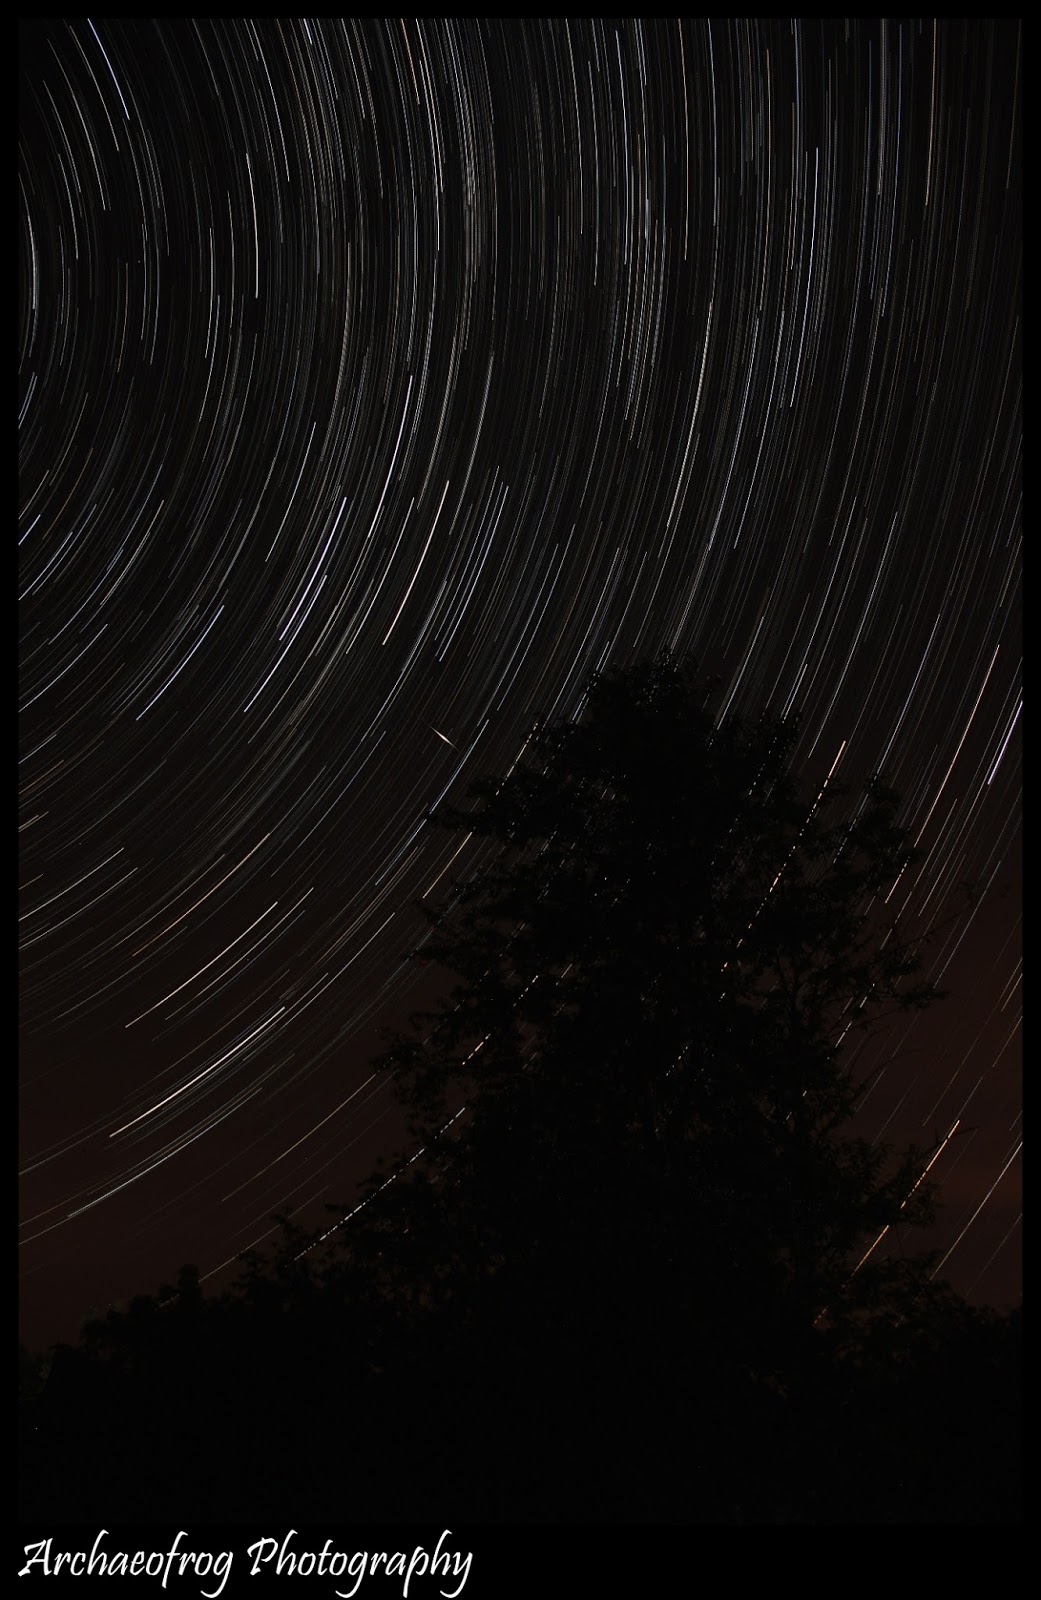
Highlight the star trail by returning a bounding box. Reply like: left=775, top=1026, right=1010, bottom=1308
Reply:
left=19, top=19, right=1021, bottom=1348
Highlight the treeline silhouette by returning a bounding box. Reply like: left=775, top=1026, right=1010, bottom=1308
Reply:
left=20, top=659, right=1021, bottom=1524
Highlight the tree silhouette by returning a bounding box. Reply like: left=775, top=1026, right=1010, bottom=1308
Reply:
left=371, top=660, right=941, bottom=1347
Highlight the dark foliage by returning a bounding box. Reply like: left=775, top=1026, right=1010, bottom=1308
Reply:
left=20, top=658, right=1021, bottom=1524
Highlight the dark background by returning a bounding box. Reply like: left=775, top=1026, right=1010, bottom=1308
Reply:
left=20, top=19, right=1020, bottom=1353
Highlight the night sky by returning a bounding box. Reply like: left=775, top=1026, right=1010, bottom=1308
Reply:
left=19, top=18, right=1021, bottom=1354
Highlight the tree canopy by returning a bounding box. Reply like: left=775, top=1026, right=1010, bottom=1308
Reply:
left=370, top=656, right=942, bottom=1357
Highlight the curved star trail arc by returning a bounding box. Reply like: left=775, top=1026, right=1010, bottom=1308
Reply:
left=19, top=18, right=1020, bottom=1341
